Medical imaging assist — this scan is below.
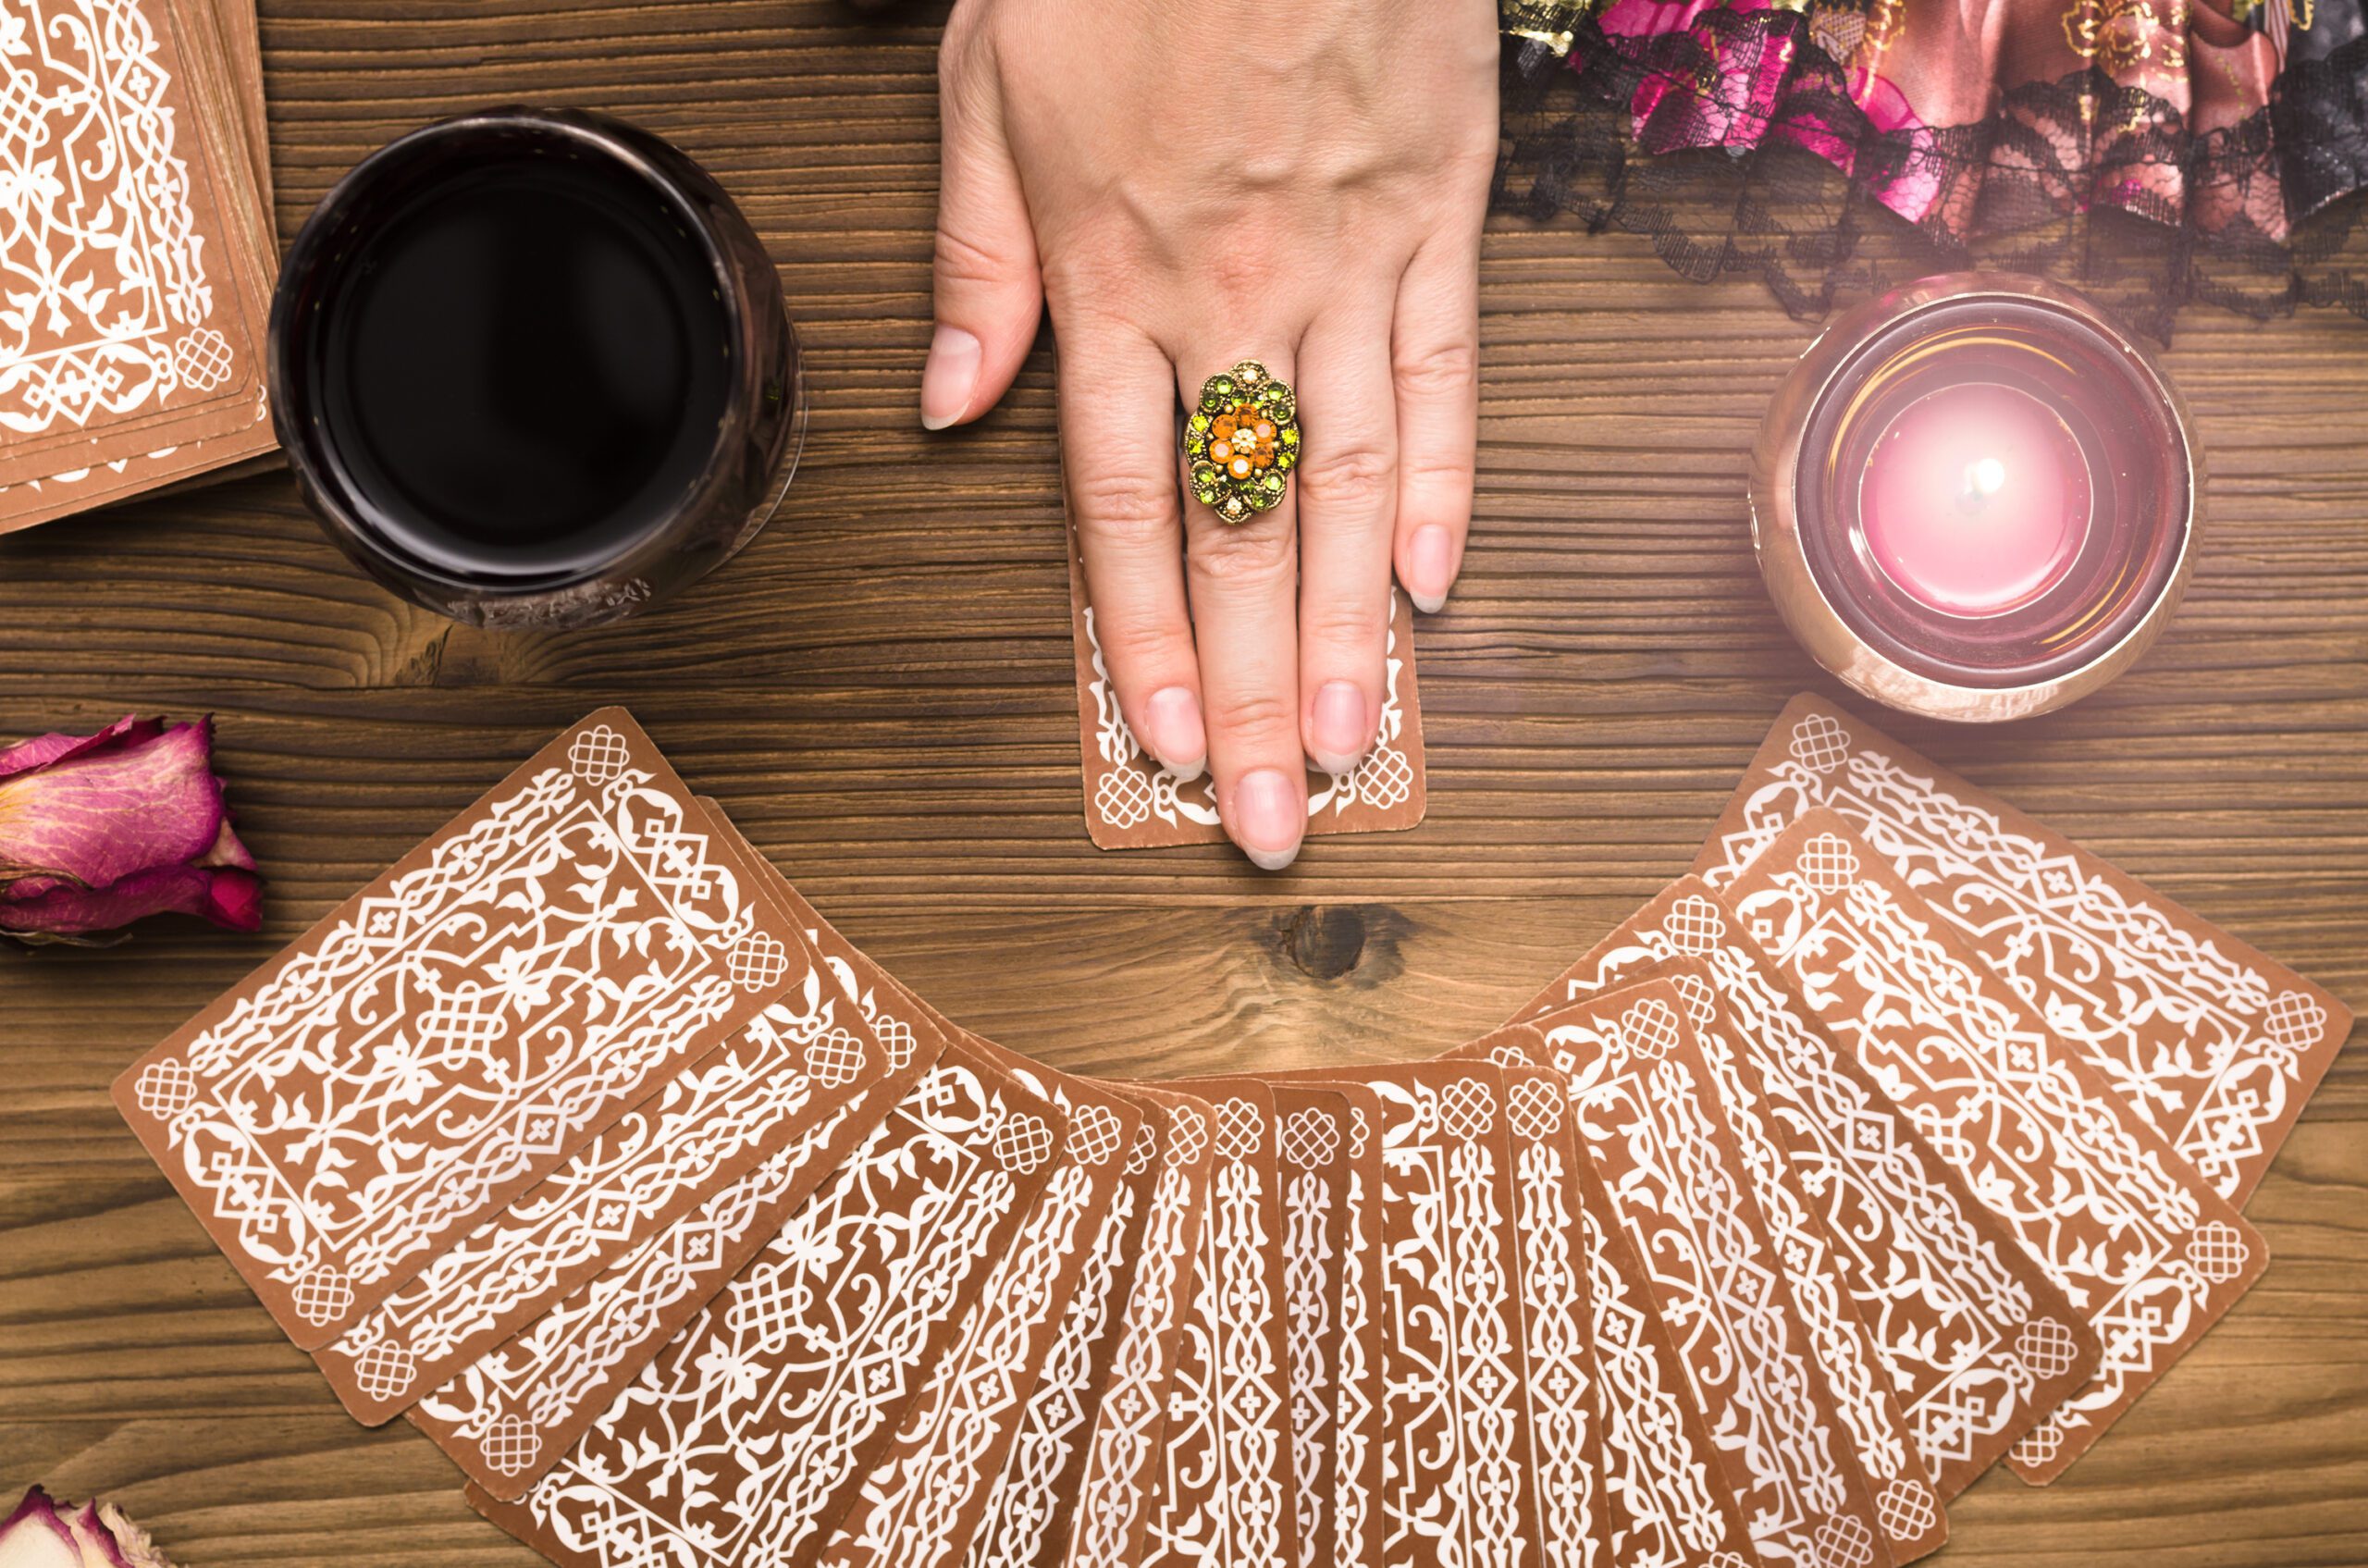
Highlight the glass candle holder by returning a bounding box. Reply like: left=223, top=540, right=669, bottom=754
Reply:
left=270, top=107, right=805, bottom=630
left=1752, top=273, right=2199, bottom=722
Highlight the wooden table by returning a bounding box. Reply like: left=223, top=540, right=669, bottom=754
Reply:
left=2, top=3, right=2362, bottom=1563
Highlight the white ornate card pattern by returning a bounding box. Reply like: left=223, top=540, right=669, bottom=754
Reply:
left=1722, top=810, right=2269, bottom=1485
left=964, top=1096, right=1170, bottom=1568
left=1068, top=501, right=1425, bottom=849
left=0, top=0, right=270, bottom=484
left=1271, top=1087, right=1356, bottom=1568
left=1532, top=960, right=1942, bottom=1562
left=1496, top=1065, right=1610, bottom=1568
left=1318, top=1084, right=1387, bottom=1568
left=1697, top=695, right=2352, bottom=1206
left=1533, top=880, right=2098, bottom=1497
left=1141, top=1080, right=1299, bottom=1568
left=469, top=1046, right=1065, bottom=1568
left=1332, top=1062, right=1541, bottom=1568
left=318, top=955, right=890, bottom=1424
left=1058, top=1094, right=1215, bottom=1568
left=1521, top=983, right=1891, bottom=1568
left=817, top=1056, right=1141, bottom=1568
left=115, top=710, right=799, bottom=1350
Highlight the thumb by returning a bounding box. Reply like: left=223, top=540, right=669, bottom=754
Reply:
left=925, top=48, right=1042, bottom=430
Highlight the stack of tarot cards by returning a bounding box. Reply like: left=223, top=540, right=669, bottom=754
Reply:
left=0, top=0, right=278, bottom=533
left=115, top=698, right=2351, bottom=1568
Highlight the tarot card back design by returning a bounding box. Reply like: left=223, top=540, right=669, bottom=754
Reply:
left=1510, top=982, right=1893, bottom=1568
left=1697, top=694, right=2351, bottom=1206
left=1526, top=877, right=2096, bottom=1497
left=1271, top=1085, right=1358, bottom=1568
left=469, top=1043, right=1065, bottom=1568
left=816, top=1050, right=1141, bottom=1568
left=1067, top=508, right=1425, bottom=848
left=410, top=864, right=952, bottom=1500
left=1141, top=1078, right=1299, bottom=1568
left=315, top=953, right=891, bottom=1424
left=1057, top=1090, right=1216, bottom=1568
left=115, top=710, right=803, bottom=1349
left=1722, top=810, right=2269, bottom=1484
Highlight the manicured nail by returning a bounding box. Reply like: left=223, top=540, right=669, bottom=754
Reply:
left=919, top=324, right=982, bottom=430
left=1406, top=524, right=1457, bottom=613
left=1143, top=686, right=1207, bottom=782
left=1234, top=767, right=1304, bottom=871
left=1309, top=680, right=1369, bottom=775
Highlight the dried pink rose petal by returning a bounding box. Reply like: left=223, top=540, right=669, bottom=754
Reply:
left=0, top=1488, right=179, bottom=1568
left=0, top=716, right=262, bottom=942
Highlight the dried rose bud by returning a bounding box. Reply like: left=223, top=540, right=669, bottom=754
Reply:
left=0, top=1487, right=180, bottom=1568
left=0, top=715, right=263, bottom=944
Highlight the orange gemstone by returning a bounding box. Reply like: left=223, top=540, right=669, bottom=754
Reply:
left=1210, top=440, right=1233, bottom=463
left=1213, top=418, right=1237, bottom=440
left=1254, top=420, right=1275, bottom=440
left=1228, top=456, right=1252, bottom=477
left=1252, top=451, right=1272, bottom=469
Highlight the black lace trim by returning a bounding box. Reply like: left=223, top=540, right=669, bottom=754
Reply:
left=1493, top=8, right=2368, bottom=340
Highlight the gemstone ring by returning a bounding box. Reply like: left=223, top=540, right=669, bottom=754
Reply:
left=1184, top=360, right=1300, bottom=524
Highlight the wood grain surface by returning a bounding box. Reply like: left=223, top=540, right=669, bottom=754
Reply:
left=2, top=2, right=2362, bottom=1563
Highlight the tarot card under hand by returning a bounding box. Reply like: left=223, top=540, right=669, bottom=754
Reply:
left=1277, top=1060, right=1546, bottom=1568
left=1722, top=811, right=2269, bottom=1484
left=1697, top=694, right=2352, bottom=1207
left=470, top=1041, right=1066, bottom=1568
left=1140, top=1078, right=1300, bottom=1568
left=1495, top=982, right=1894, bottom=1568
left=1057, top=1090, right=1217, bottom=1568
left=1526, top=879, right=2098, bottom=1497
left=410, top=849, right=951, bottom=1500
left=114, top=710, right=803, bottom=1350
left=1066, top=510, right=1426, bottom=849
left=816, top=1049, right=1142, bottom=1568
left=1523, top=957, right=1944, bottom=1562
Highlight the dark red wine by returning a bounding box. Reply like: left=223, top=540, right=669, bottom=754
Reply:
left=274, top=109, right=802, bottom=627
left=308, top=153, right=733, bottom=579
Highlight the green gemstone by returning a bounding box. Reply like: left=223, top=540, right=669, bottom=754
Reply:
left=1263, top=474, right=1283, bottom=491
left=1189, top=413, right=1211, bottom=431
left=1281, top=427, right=1300, bottom=448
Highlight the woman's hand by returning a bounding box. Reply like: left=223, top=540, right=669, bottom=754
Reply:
left=924, top=0, right=1498, bottom=869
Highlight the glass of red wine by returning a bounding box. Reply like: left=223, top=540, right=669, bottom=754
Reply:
left=270, top=107, right=805, bottom=629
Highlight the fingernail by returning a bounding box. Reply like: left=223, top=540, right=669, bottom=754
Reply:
left=919, top=325, right=982, bottom=430
left=1309, top=680, right=1370, bottom=775
left=1142, top=687, right=1207, bottom=782
left=1407, top=524, right=1456, bottom=613
left=1234, top=768, right=1304, bottom=871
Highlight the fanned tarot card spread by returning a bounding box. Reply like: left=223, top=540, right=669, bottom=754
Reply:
left=1276, top=1060, right=1546, bottom=1568
left=470, top=1041, right=1067, bottom=1568
left=1057, top=1091, right=1216, bottom=1568
left=815, top=1050, right=1142, bottom=1568
left=1524, top=880, right=2098, bottom=1499
left=1494, top=1065, right=1611, bottom=1568
left=412, top=846, right=952, bottom=1500
left=1484, top=981, right=1895, bottom=1568
left=1139, top=1078, right=1300, bottom=1568
left=114, top=710, right=803, bottom=1351
left=1516, top=957, right=1943, bottom=1563
left=315, top=919, right=894, bottom=1425
left=1065, top=510, right=1426, bottom=849
left=1269, top=1085, right=1358, bottom=1568
left=1696, top=694, right=2353, bottom=1208
left=963, top=1090, right=1177, bottom=1568
left=1721, top=811, right=2270, bottom=1485
left=0, top=0, right=279, bottom=532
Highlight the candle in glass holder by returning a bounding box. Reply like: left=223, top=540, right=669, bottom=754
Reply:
left=1752, top=274, right=2199, bottom=722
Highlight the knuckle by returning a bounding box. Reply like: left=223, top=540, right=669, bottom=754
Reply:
left=1073, top=472, right=1179, bottom=544
left=1394, top=335, right=1479, bottom=401
left=1100, top=612, right=1188, bottom=675
left=1209, top=688, right=1299, bottom=747
left=1301, top=597, right=1389, bottom=654
left=1298, top=441, right=1395, bottom=512
left=933, top=222, right=1026, bottom=291
left=1188, top=522, right=1297, bottom=586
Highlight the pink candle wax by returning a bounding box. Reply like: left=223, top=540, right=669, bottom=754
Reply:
left=1856, top=381, right=2092, bottom=618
